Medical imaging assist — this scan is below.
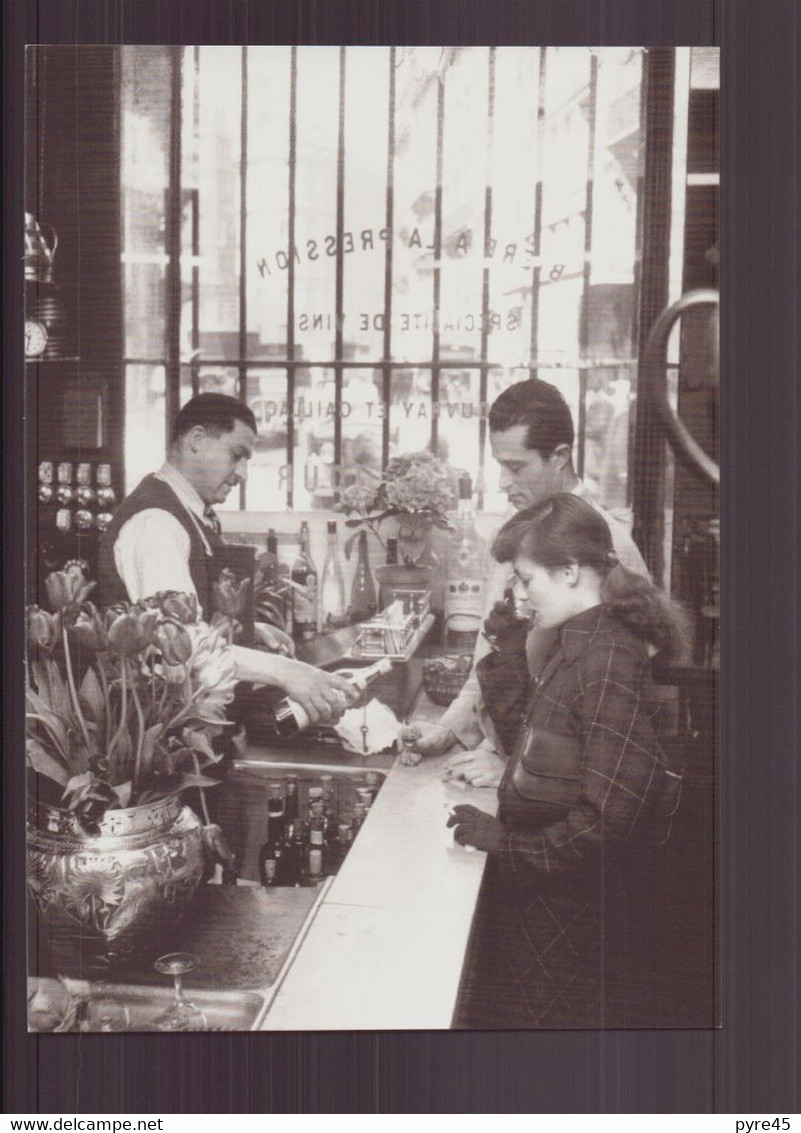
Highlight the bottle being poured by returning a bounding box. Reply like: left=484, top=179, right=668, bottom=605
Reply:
left=268, top=656, right=394, bottom=739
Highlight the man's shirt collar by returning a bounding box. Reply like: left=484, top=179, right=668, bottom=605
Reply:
left=155, top=463, right=208, bottom=523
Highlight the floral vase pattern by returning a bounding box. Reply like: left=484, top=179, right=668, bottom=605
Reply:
left=28, top=794, right=205, bottom=980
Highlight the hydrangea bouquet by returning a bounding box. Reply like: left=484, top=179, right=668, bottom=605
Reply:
left=26, top=562, right=239, bottom=833
left=336, top=451, right=456, bottom=566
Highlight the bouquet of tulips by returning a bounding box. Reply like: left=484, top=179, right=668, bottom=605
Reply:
left=26, top=562, right=239, bottom=833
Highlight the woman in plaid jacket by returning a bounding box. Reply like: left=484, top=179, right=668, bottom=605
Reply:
left=450, top=493, right=688, bottom=1028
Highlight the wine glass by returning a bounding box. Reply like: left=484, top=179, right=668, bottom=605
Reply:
left=152, top=953, right=208, bottom=1031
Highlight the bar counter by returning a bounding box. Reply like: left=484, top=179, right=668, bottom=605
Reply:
left=249, top=694, right=497, bottom=1031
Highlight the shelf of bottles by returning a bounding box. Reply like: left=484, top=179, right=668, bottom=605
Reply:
left=218, top=770, right=384, bottom=890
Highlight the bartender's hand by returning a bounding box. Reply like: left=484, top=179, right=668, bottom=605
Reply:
left=446, top=805, right=506, bottom=854
left=253, top=621, right=295, bottom=656
left=443, top=747, right=506, bottom=788
left=270, top=656, right=359, bottom=726
left=397, top=721, right=461, bottom=765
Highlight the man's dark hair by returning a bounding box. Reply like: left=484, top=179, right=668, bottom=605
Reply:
left=170, top=393, right=257, bottom=444
left=488, top=378, right=574, bottom=455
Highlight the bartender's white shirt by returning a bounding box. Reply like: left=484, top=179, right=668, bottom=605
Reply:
left=113, top=463, right=216, bottom=615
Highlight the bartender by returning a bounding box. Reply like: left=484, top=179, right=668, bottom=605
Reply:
left=402, top=378, right=649, bottom=783
left=98, top=392, right=357, bottom=725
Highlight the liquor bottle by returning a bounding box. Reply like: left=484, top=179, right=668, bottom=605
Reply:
left=281, top=821, right=305, bottom=887
left=267, top=527, right=293, bottom=635
left=355, top=786, right=374, bottom=812
left=349, top=530, right=378, bottom=622
left=385, top=537, right=398, bottom=565
left=319, top=521, right=347, bottom=630
left=284, top=775, right=300, bottom=823
left=260, top=857, right=278, bottom=887
left=328, top=822, right=354, bottom=874
left=266, top=782, right=286, bottom=848
left=258, top=837, right=280, bottom=887
left=303, top=814, right=328, bottom=885
left=264, top=656, right=394, bottom=738
left=291, top=521, right=318, bottom=643
left=320, top=773, right=337, bottom=836
left=444, top=473, right=487, bottom=648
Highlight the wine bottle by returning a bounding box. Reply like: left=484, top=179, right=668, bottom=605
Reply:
left=320, top=520, right=347, bottom=630
left=267, top=527, right=293, bottom=634
left=282, top=821, right=305, bottom=887
left=444, top=473, right=487, bottom=648
left=284, top=775, right=299, bottom=822
left=349, top=530, right=378, bottom=622
left=265, top=656, right=393, bottom=738
left=291, top=521, right=318, bottom=643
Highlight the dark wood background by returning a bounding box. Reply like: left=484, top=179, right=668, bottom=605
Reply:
left=5, top=0, right=799, bottom=1115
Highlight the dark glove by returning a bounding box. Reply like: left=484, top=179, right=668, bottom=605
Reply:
left=446, top=805, right=507, bottom=854
left=483, top=596, right=530, bottom=656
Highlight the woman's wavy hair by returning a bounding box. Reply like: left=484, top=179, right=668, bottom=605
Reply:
left=492, top=493, right=690, bottom=662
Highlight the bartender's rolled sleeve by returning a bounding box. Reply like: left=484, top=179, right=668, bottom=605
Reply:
left=113, top=509, right=199, bottom=610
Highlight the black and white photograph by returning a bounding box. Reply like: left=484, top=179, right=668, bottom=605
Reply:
left=23, top=44, right=719, bottom=1036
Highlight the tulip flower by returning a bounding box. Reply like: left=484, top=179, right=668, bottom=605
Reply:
left=155, top=591, right=198, bottom=625
left=69, top=604, right=108, bottom=652
left=27, top=606, right=61, bottom=651
left=107, top=608, right=160, bottom=656
left=44, top=566, right=96, bottom=612
left=155, top=620, right=193, bottom=665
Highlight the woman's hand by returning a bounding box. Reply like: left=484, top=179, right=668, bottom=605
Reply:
left=443, top=747, right=506, bottom=787
left=446, top=805, right=506, bottom=853
left=397, top=721, right=460, bottom=765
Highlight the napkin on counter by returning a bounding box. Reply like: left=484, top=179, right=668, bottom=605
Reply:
left=334, top=698, right=400, bottom=755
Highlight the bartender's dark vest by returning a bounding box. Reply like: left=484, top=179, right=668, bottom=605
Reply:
left=97, top=474, right=227, bottom=615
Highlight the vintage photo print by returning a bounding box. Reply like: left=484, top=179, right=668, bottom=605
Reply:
left=23, top=45, right=719, bottom=1036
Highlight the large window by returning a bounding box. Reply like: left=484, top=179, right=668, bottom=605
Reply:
left=122, top=46, right=655, bottom=515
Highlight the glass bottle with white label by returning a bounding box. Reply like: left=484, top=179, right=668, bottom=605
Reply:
left=444, top=474, right=487, bottom=650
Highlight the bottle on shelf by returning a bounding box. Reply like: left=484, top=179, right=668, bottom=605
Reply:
left=320, top=774, right=337, bottom=836
left=266, top=782, right=286, bottom=847
left=291, top=520, right=318, bottom=643
left=258, top=837, right=280, bottom=887
left=355, top=786, right=374, bottom=812
left=328, top=822, right=354, bottom=874
left=282, top=821, right=306, bottom=887
left=303, top=813, right=328, bottom=885
left=265, top=656, right=394, bottom=739
left=320, top=520, right=347, bottom=630
left=267, top=527, right=293, bottom=635
left=349, top=530, right=378, bottom=622
left=284, top=775, right=299, bottom=823
left=444, top=473, right=487, bottom=651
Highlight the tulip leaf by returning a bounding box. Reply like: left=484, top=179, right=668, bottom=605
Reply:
left=79, top=667, right=106, bottom=729
left=181, top=727, right=217, bottom=762
left=26, top=736, right=70, bottom=787
left=113, top=781, right=132, bottom=808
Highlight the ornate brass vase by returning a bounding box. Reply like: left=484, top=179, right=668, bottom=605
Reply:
left=27, top=795, right=206, bottom=980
